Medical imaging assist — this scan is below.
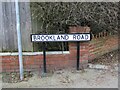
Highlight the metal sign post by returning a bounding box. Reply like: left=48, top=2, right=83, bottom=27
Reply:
left=43, top=42, right=47, bottom=73
left=31, top=33, right=91, bottom=72
left=77, top=41, right=80, bottom=70
left=15, top=0, right=23, bottom=80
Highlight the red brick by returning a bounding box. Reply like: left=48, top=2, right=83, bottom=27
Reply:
left=1, top=34, right=118, bottom=72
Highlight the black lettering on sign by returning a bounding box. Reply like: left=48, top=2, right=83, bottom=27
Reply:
left=61, top=35, right=65, bottom=40
left=73, top=35, right=76, bottom=40
left=45, top=35, right=49, bottom=41
left=53, top=36, right=56, bottom=40
left=33, top=35, right=36, bottom=41
left=37, top=35, right=40, bottom=40
left=81, top=35, right=84, bottom=39
left=57, top=36, right=60, bottom=40
left=41, top=35, right=44, bottom=41
left=65, top=35, right=69, bottom=40
left=85, top=35, right=88, bottom=40
left=49, top=36, right=52, bottom=40
left=77, top=35, right=80, bottom=40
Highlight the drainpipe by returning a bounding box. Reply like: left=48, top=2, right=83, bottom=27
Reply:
left=15, top=0, right=24, bottom=80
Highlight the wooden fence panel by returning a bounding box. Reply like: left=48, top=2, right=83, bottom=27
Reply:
left=0, top=2, right=33, bottom=52
left=2, top=2, right=19, bottom=51
left=19, top=2, right=33, bottom=51
left=11, top=2, right=18, bottom=51
left=0, top=2, right=3, bottom=52
left=2, top=2, right=10, bottom=51
left=31, top=12, right=42, bottom=51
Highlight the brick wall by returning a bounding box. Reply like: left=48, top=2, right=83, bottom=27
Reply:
left=89, top=33, right=118, bottom=60
left=1, top=26, right=118, bottom=72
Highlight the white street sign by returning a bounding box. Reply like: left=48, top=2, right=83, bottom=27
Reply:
left=31, top=34, right=91, bottom=42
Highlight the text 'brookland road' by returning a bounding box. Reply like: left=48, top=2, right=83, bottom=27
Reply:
left=31, top=34, right=91, bottom=42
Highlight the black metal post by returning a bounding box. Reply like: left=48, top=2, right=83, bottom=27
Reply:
left=77, top=41, right=80, bottom=70
left=43, top=42, right=47, bottom=73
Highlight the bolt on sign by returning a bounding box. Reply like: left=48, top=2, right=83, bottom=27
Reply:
left=31, top=33, right=91, bottom=73
left=31, top=34, right=91, bottom=42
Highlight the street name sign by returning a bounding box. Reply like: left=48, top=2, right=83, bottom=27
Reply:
left=31, top=34, right=91, bottom=42
left=31, top=33, right=91, bottom=73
